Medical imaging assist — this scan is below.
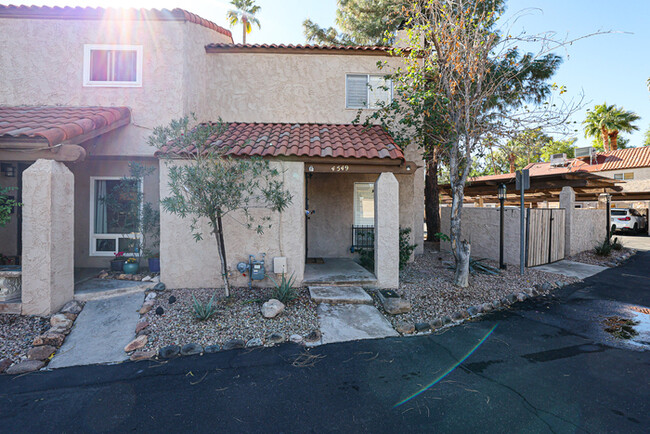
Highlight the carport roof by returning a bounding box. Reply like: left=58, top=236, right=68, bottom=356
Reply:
left=0, top=106, right=131, bottom=146
left=157, top=122, right=405, bottom=161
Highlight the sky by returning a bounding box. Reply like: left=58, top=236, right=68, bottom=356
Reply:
left=18, top=0, right=650, bottom=148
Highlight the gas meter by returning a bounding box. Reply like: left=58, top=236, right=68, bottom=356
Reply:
left=236, top=254, right=266, bottom=288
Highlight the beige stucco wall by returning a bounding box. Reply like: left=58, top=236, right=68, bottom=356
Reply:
left=0, top=17, right=230, bottom=157
left=69, top=158, right=159, bottom=268
left=569, top=208, right=606, bottom=255
left=440, top=207, right=525, bottom=266
left=597, top=167, right=650, bottom=181
left=159, top=160, right=305, bottom=289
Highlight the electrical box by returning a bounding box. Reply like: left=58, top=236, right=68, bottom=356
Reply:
left=273, top=257, right=287, bottom=274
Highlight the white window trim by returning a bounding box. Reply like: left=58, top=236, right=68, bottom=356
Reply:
left=345, top=73, right=393, bottom=110
left=89, top=176, right=143, bottom=257
left=83, top=44, right=143, bottom=88
left=353, top=182, right=375, bottom=226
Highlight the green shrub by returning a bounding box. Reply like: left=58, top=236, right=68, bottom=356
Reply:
left=268, top=272, right=298, bottom=304
left=611, top=237, right=623, bottom=251
left=192, top=295, right=217, bottom=321
left=594, top=239, right=612, bottom=257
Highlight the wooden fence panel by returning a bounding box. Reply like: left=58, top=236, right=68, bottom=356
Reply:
left=527, top=208, right=566, bottom=267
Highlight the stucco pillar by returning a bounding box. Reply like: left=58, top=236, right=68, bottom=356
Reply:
left=21, top=159, right=74, bottom=316
left=374, top=172, right=399, bottom=289
left=559, top=186, right=575, bottom=257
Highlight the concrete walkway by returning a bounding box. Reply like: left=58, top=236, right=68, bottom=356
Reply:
left=48, top=292, right=143, bottom=369
left=74, top=278, right=148, bottom=302
left=534, top=260, right=608, bottom=279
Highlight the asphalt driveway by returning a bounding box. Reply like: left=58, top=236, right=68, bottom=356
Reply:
left=1, top=253, right=648, bottom=433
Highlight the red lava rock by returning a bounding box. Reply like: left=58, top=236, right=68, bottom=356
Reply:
left=33, top=333, right=65, bottom=347
left=135, top=321, right=149, bottom=334
left=124, top=335, right=148, bottom=352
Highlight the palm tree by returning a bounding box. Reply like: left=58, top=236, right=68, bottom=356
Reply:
left=583, top=103, right=640, bottom=152
left=227, top=0, right=261, bottom=44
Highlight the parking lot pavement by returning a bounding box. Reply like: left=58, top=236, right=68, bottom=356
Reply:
left=615, top=234, right=650, bottom=251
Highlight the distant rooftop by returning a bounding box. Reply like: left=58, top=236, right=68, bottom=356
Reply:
left=204, top=43, right=394, bottom=56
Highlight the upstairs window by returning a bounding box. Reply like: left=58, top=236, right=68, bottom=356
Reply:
left=346, top=74, right=392, bottom=109
left=83, top=44, right=143, bottom=87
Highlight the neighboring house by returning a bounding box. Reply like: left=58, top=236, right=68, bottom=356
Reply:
left=0, top=5, right=424, bottom=315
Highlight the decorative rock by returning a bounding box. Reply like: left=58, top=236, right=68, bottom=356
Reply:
left=118, top=274, right=129, bottom=280
left=50, top=314, right=72, bottom=329
left=33, top=333, right=65, bottom=347
left=541, top=282, right=552, bottom=292
left=6, top=360, right=45, bottom=375
left=304, top=330, right=321, bottom=343
left=168, top=296, right=177, bottom=304
left=124, top=335, right=147, bottom=352
left=506, top=294, right=518, bottom=304
left=383, top=298, right=412, bottom=315
left=140, top=301, right=154, bottom=315
left=27, top=345, right=56, bottom=361
left=98, top=272, right=109, bottom=279
left=60, top=300, right=83, bottom=315
left=159, top=345, right=181, bottom=359
left=555, top=281, right=565, bottom=288
left=431, top=318, right=443, bottom=328
left=523, top=288, right=535, bottom=297
left=223, top=339, right=246, bottom=350
left=136, top=328, right=151, bottom=337
left=153, top=282, right=165, bottom=291
left=262, top=299, right=285, bottom=318
left=481, top=303, right=493, bottom=313
left=441, top=316, right=453, bottom=325
left=181, top=343, right=203, bottom=356
left=246, top=338, right=263, bottom=348
left=467, top=306, right=480, bottom=317
left=415, top=322, right=431, bottom=332
left=289, top=334, right=303, bottom=344
left=0, top=358, right=12, bottom=373
left=145, top=292, right=157, bottom=302
left=130, top=350, right=156, bottom=361
left=396, top=322, right=415, bottom=334
left=49, top=325, right=69, bottom=335
left=516, top=293, right=527, bottom=302
left=451, top=311, right=464, bottom=321
left=135, top=321, right=149, bottom=334
left=267, top=332, right=285, bottom=344
left=142, top=275, right=153, bottom=282
left=492, top=300, right=501, bottom=309
left=155, top=307, right=165, bottom=316
left=62, top=312, right=77, bottom=321
left=204, top=345, right=221, bottom=353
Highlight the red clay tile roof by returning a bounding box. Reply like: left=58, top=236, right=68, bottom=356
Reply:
left=205, top=43, right=393, bottom=55
left=598, top=147, right=650, bottom=171
left=0, top=106, right=131, bottom=146
left=160, top=122, right=404, bottom=160
left=0, top=5, right=233, bottom=40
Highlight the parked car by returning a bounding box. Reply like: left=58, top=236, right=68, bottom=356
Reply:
left=610, top=208, right=647, bottom=234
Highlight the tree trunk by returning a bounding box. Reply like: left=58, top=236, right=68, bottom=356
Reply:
left=609, top=130, right=619, bottom=151
left=448, top=141, right=471, bottom=288
left=508, top=153, right=516, bottom=173
left=211, top=212, right=231, bottom=297
left=242, top=18, right=247, bottom=44
left=424, top=152, right=441, bottom=243
left=601, top=126, right=610, bottom=152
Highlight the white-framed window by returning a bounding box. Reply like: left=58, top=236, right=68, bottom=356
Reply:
left=89, top=177, right=142, bottom=256
left=346, top=74, right=393, bottom=109
left=83, top=44, right=143, bottom=87
left=613, top=172, right=634, bottom=180
left=354, top=182, right=375, bottom=226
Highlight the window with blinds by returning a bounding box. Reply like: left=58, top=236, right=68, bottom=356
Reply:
left=346, top=74, right=393, bottom=109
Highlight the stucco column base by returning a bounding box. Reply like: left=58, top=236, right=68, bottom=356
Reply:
left=559, top=186, right=575, bottom=257
left=374, top=172, right=399, bottom=289
left=22, top=159, right=74, bottom=316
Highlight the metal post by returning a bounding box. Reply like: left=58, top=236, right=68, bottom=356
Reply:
left=499, top=197, right=505, bottom=269
left=606, top=194, right=611, bottom=241
left=520, top=187, right=525, bottom=276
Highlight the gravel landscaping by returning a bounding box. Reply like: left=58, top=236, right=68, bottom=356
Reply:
left=377, top=246, right=579, bottom=330
left=0, top=314, right=49, bottom=364
left=142, top=286, right=319, bottom=351
left=568, top=247, right=634, bottom=267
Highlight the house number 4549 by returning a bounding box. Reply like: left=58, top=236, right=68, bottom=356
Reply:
left=331, top=165, right=349, bottom=172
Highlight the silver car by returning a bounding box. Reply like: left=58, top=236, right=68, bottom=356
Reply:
left=610, top=208, right=648, bottom=234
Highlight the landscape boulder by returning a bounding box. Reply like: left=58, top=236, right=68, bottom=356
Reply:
left=27, top=345, right=56, bottom=361
left=396, top=322, right=415, bottom=335
left=49, top=314, right=72, bottom=330
left=130, top=350, right=156, bottom=361
left=159, top=345, right=181, bottom=359
left=180, top=343, right=203, bottom=356
left=262, top=299, right=285, bottom=318
left=383, top=298, right=412, bottom=315
left=124, top=335, right=147, bottom=352
left=60, top=300, right=83, bottom=315
left=6, top=360, right=45, bottom=375
left=223, top=339, right=246, bottom=350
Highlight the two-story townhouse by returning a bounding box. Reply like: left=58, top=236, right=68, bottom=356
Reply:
left=0, top=5, right=424, bottom=315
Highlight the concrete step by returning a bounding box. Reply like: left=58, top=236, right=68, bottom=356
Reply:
left=308, top=286, right=373, bottom=305
left=0, top=300, right=21, bottom=314
left=317, top=303, right=398, bottom=344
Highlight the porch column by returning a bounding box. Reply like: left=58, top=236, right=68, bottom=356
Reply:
left=21, top=159, right=74, bottom=316
left=559, top=186, right=575, bottom=257
left=374, top=172, right=399, bottom=289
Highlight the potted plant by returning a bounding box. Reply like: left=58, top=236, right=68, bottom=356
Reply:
left=123, top=257, right=139, bottom=275
left=110, top=252, right=127, bottom=272
left=147, top=252, right=160, bottom=273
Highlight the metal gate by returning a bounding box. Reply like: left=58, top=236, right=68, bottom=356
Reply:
left=526, top=208, right=566, bottom=267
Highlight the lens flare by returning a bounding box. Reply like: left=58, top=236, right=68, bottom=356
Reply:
left=394, top=323, right=498, bottom=408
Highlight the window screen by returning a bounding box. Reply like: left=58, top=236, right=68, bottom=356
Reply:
left=89, top=49, right=138, bottom=82
left=354, top=183, right=375, bottom=226
left=346, top=74, right=392, bottom=109
left=346, top=75, right=369, bottom=108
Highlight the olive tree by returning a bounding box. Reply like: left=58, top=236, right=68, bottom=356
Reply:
left=150, top=116, right=292, bottom=296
